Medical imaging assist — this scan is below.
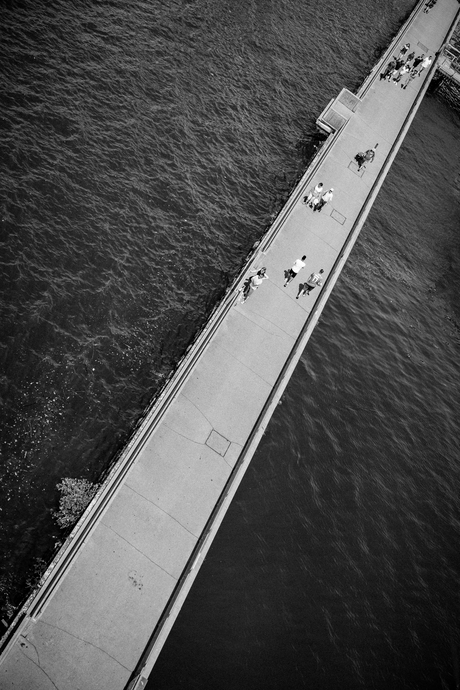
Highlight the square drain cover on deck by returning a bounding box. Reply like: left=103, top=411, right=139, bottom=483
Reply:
left=206, top=429, right=230, bottom=456
left=348, top=160, right=365, bottom=177
left=331, top=209, right=346, bottom=225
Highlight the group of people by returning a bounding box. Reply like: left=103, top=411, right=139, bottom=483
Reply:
left=380, top=43, right=433, bottom=89
left=423, top=0, right=437, bottom=13
left=302, top=183, right=334, bottom=212
left=240, top=176, right=335, bottom=303
left=284, top=256, right=325, bottom=299
left=240, top=35, right=436, bottom=307
left=240, top=260, right=325, bottom=303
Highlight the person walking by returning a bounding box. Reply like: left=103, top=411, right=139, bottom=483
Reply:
left=397, top=43, right=410, bottom=61
left=412, top=54, right=425, bottom=71
left=284, top=256, right=306, bottom=286
left=297, top=269, right=325, bottom=299
left=303, top=182, right=323, bottom=209
left=384, top=58, right=403, bottom=81
left=401, top=67, right=418, bottom=89
left=405, top=51, right=415, bottom=65
left=393, top=63, right=410, bottom=84
left=380, top=58, right=396, bottom=80
left=424, top=0, right=437, bottom=13
left=241, top=267, right=269, bottom=303
left=389, top=65, right=402, bottom=83
left=314, top=188, right=333, bottom=213
left=385, top=65, right=399, bottom=82
left=417, top=55, right=433, bottom=75
left=355, top=144, right=378, bottom=171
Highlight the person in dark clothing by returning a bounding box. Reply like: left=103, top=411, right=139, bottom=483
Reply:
left=405, top=51, right=415, bottom=64
left=393, top=63, right=410, bottom=83
left=385, top=58, right=404, bottom=81
left=355, top=144, right=378, bottom=171
left=397, top=43, right=410, bottom=61
left=314, top=189, right=333, bottom=213
left=400, top=67, right=418, bottom=89
left=380, top=59, right=396, bottom=79
left=412, top=54, right=425, bottom=70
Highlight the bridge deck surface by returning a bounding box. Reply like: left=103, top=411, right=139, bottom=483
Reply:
left=1, top=1, right=459, bottom=688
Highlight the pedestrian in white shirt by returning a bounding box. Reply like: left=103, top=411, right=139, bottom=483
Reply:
left=303, top=182, right=323, bottom=209
left=241, top=268, right=269, bottom=303
left=284, top=255, right=306, bottom=286
left=393, top=63, right=410, bottom=84
left=417, top=55, right=433, bottom=75
left=314, top=188, right=334, bottom=213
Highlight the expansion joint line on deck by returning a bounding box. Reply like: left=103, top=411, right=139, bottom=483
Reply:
left=38, top=619, right=131, bottom=671
left=125, top=484, right=198, bottom=538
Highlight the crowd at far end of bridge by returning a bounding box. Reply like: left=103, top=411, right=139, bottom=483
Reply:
left=423, top=0, right=437, bottom=13
left=379, top=41, right=433, bottom=89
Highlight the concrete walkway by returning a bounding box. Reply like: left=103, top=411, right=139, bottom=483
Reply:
left=1, top=1, right=459, bottom=688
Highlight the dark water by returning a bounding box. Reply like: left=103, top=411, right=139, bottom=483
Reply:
left=1, top=0, right=460, bottom=687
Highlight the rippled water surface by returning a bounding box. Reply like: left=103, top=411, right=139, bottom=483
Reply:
left=1, top=0, right=460, bottom=687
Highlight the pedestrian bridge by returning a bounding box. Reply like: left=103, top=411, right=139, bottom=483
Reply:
left=1, top=1, right=459, bottom=689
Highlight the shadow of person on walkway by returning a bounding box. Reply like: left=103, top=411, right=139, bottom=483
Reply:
left=296, top=283, right=307, bottom=299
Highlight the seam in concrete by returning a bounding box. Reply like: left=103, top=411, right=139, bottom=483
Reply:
left=179, top=391, right=215, bottom=431
left=18, top=646, right=60, bottom=690
left=37, top=620, right=131, bottom=672
left=221, top=454, right=235, bottom=470
left=99, top=523, right=180, bottom=582
left=307, top=226, right=350, bottom=251
left=121, top=484, right=198, bottom=539
left=161, top=419, right=211, bottom=447
left=234, top=302, right=296, bottom=341
left=18, top=635, right=39, bottom=665
left=210, top=337, right=289, bottom=389
left=158, top=421, right=234, bottom=471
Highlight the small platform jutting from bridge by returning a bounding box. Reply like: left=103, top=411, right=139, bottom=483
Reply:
left=438, top=42, right=460, bottom=82
left=1, top=1, right=459, bottom=689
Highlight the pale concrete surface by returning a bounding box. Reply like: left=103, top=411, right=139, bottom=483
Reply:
left=1, top=1, right=459, bottom=688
